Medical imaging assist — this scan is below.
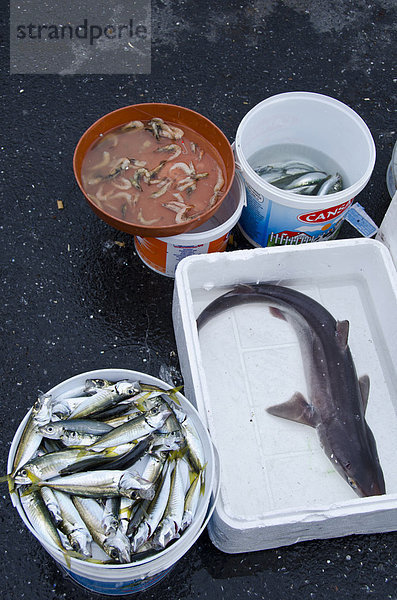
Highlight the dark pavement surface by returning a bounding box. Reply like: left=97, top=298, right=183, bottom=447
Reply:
left=1, top=1, right=396, bottom=598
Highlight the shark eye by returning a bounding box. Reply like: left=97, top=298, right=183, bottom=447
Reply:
left=344, top=461, right=351, bottom=470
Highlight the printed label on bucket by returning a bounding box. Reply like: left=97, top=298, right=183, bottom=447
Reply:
left=135, top=234, right=230, bottom=277
left=239, top=186, right=353, bottom=247
left=64, top=565, right=173, bottom=595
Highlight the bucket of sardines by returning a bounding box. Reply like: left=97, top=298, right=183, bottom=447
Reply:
left=73, top=103, right=235, bottom=238
left=6, top=369, right=218, bottom=595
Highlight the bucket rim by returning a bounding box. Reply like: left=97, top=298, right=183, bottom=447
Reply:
left=234, top=91, right=376, bottom=209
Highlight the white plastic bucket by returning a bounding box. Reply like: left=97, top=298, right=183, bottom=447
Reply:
left=8, top=369, right=219, bottom=595
left=134, top=173, right=246, bottom=277
left=235, top=92, right=376, bottom=247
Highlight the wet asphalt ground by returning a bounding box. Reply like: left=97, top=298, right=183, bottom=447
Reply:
left=1, top=1, right=397, bottom=598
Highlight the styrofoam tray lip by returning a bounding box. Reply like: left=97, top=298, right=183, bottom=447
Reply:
left=213, top=492, right=397, bottom=530
left=175, top=237, right=392, bottom=275
left=208, top=492, right=397, bottom=554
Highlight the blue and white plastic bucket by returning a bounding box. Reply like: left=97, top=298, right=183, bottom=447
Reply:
left=8, top=369, right=219, bottom=595
left=235, top=92, right=376, bottom=247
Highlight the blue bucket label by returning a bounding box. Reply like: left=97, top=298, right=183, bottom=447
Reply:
left=63, top=564, right=173, bottom=595
left=239, top=185, right=352, bottom=247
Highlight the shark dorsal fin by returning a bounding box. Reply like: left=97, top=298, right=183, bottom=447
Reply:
left=269, top=306, right=287, bottom=321
left=335, top=320, right=349, bottom=348
left=266, top=392, right=319, bottom=428
left=359, top=375, right=370, bottom=413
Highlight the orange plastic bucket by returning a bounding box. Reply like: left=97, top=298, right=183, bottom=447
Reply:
left=73, top=103, right=235, bottom=237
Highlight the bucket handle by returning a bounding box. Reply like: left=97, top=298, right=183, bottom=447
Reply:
left=231, top=141, right=242, bottom=172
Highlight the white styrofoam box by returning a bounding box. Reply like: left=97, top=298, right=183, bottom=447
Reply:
left=172, top=235, right=397, bottom=553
